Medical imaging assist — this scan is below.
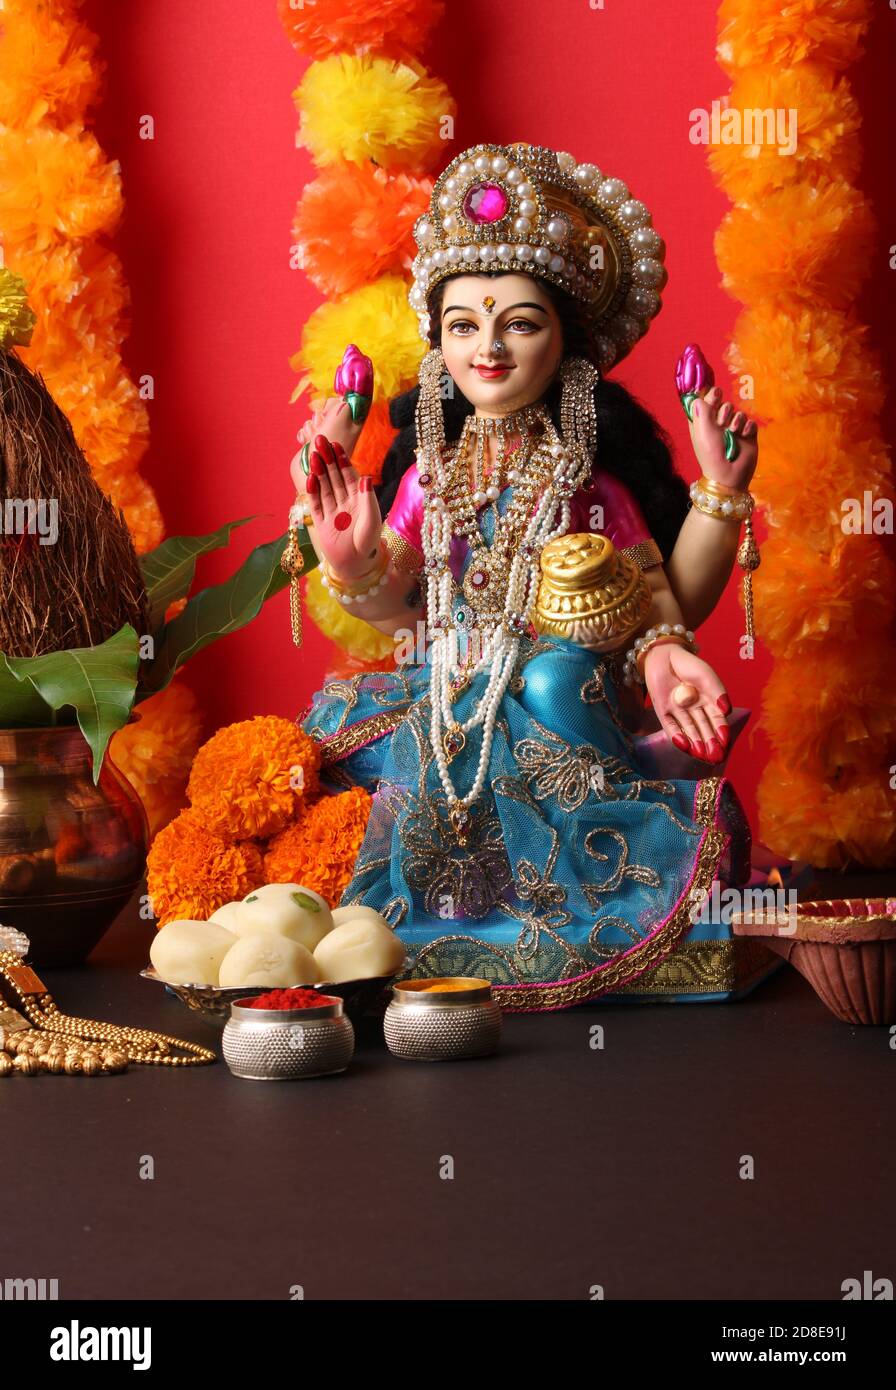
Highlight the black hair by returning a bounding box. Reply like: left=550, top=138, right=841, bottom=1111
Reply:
left=374, top=270, right=689, bottom=561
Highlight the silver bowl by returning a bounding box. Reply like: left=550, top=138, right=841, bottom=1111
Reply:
left=139, top=966, right=399, bottom=1028
left=384, top=977, right=502, bottom=1061
left=223, top=995, right=354, bottom=1081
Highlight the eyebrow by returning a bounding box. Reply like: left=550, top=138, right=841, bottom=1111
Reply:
left=443, top=302, right=549, bottom=315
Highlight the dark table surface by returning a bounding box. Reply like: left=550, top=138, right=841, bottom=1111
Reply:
left=3, top=887, right=894, bottom=1301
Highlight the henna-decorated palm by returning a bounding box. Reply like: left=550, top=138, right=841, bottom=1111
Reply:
left=303, top=435, right=385, bottom=583
left=643, top=641, right=730, bottom=764
left=675, top=343, right=759, bottom=493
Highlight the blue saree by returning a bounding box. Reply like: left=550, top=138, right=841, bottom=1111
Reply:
left=299, top=490, right=779, bottom=1011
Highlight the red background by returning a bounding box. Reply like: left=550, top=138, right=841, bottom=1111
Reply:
left=81, top=0, right=894, bottom=841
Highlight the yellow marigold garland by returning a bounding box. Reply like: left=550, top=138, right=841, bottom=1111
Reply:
left=289, top=275, right=427, bottom=408
left=281, top=1, right=452, bottom=664
left=710, top=0, right=896, bottom=866
left=0, top=0, right=202, bottom=837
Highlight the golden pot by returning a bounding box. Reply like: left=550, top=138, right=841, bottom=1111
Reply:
left=532, top=533, right=652, bottom=651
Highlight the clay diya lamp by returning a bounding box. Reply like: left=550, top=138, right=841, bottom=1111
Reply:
left=731, top=897, right=896, bottom=1025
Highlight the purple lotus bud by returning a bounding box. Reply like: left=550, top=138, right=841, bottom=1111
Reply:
left=675, top=343, right=714, bottom=396
left=334, top=344, right=373, bottom=397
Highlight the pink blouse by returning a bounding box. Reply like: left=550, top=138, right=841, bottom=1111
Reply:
left=384, top=461, right=654, bottom=579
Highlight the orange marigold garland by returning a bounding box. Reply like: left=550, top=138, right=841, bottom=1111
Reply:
left=109, top=675, right=204, bottom=840
left=0, top=0, right=203, bottom=838
left=710, top=0, right=895, bottom=866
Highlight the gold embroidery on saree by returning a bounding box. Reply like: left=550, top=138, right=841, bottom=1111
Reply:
left=582, top=827, right=663, bottom=904
left=607, top=937, right=779, bottom=994
left=314, top=707, right=413, bottom=764
left=494, top=820, right=727, bottom=1010
left=387, top=781, right=514, bottom=920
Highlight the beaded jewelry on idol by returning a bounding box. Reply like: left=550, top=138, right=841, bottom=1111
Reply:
left=321, top=550, right=391, bottom=604
left=622, top=625, right=698, bottom=686
left=414, top=350, right=599, bottom=844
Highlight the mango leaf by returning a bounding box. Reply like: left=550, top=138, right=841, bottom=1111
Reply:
left=0, top=658, right=56, bottom=726
left=135, top=529, right=318, bottom=700
left=139, top=516, right=259, bottom=632
left=0, top=626, right=141, bottom=784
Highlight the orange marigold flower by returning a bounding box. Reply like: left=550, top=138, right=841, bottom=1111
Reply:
left=292, top=162, right=433, bottom=299
left=278, top=0, right=443, bottom=61
left=725, top=302, right=884, bottom=423
left=147, top=808, right=264, bottom=926
left=716, top=0, right=870, bottom=77
left=264, top=787, right=373, bottom=908
left=707, top=65, right=862, bottom=203
left=187, top=715, right=321, bottom=842
left=755, top=533, right=895, bottom=655
left=759, top=758, right=896, bottom=870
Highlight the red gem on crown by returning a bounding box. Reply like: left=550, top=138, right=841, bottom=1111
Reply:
left=462, top=182, right=509, bottom=225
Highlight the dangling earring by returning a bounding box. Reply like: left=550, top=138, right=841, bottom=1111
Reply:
left=559, top=355, right=600, bottom=469
left=415, top=346, right=448, bottom=471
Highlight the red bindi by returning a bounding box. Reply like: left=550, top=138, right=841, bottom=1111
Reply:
left=334, top=511, right=352, bottom=531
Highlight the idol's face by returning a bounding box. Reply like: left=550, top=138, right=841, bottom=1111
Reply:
left=438, top=273, right=563, bottom=415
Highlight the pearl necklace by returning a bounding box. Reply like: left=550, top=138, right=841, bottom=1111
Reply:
left=416, top=409, right=591, bottom=845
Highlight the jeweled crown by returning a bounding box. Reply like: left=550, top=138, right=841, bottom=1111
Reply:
left=409, top=141, right=667, bottom=370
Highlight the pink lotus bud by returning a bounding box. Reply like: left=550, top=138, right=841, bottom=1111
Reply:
left=334, top=344, right=373, bottom=397
left=675, top=343, right=714, bottom=396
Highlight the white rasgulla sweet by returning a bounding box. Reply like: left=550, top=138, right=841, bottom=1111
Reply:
left=149, top=919, right=237, bottom=987
left=233, top=882, right=334, bottom=950
left=208, top=901, right=248, bottom=933
left=331, top=906, right=391, bottom=929
left=313, top=919, right=406, bottom=983
left=218, top=931, right=320, bottom=988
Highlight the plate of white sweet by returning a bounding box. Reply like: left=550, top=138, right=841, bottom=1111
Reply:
left=141, top=883, right=408, bottom=1025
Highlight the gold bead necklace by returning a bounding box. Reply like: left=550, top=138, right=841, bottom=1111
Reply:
left=0, top=950, right=216, bottom=1072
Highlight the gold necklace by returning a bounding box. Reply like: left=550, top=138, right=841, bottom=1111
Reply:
left=0, top=951, right=216, bottom=1070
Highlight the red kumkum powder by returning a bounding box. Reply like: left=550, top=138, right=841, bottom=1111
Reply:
left=248, top=988, right=337, bottom=1010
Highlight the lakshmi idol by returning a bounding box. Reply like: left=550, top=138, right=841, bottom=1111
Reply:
left=286, top=141, right=773, bottom=1011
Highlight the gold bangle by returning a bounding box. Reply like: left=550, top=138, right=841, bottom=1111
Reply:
left=699, top=476, right=743, bottom=498
left=322, top=547, right=390, bottom=599
left=689, top=477, right=753, bottom=522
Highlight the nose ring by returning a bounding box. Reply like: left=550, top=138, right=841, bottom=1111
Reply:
left=492, top=339, right=505, bottom=354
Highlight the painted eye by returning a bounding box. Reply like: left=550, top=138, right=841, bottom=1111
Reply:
left=506, top=319, right=539, bottom=333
